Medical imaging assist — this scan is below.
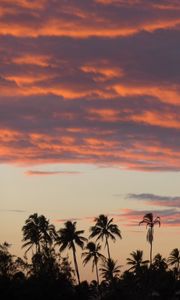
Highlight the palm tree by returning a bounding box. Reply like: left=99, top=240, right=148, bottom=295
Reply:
left=152, top=253, right=167, bottom=271
left=100, top=258, right=121, bottom=283
left=139, top=213, right=160, bottom=265
left=22, top=213, right=42, bottom=255
left=22, top=213, right=55, bottom=256
left=38, top=215, right=56, bottom=250
left=126, top=250, right=149, bottom=274
left=89, top=214, right=122, bottom=260
left=168, top=248, right=180, bottom=279
left=55, top=220, right=87, bottom=285
left=82, top=242, right=105, bottom=285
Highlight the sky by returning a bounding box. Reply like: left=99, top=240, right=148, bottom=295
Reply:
left=0, top=0, right=180, bottom=282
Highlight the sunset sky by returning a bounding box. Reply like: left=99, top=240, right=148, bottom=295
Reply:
left=0, top=0, right=180, bottom=281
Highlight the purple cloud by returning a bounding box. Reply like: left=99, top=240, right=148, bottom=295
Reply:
left=25, top=170, right=82, bottom=176
left=127, top=193, right=180, bottom=208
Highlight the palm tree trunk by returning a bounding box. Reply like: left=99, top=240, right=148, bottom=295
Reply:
left=177, top=260, right=180, bottom=280
left=95, top=260, right=100, bottom=286
left=72, top=246, right=81, bottom=285
left=36, top=244, right=40, bottom=254
left=150, top=241, right=152, bottom=266
left=106, top=237, right=111, bottom=260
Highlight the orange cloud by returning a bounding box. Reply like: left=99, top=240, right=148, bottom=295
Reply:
left=130, top=111, right=180, bottom=129
left=81, top=65, right=123, bottom=81
left=1, top=19, right=179, bottom=38
left=13, top=54, right=50, bottom=67
left=1, top=0, right=47, bottom=9
left=0, top=0, right=180, bottom=172
left=0, top=0, right=180, bottom=38
left=114, top=85, right=180, bottom=105
left=89, top=108, right=120, bottom=122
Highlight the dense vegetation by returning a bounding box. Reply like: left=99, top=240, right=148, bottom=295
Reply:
left=0, top=213, right=179, bottom=299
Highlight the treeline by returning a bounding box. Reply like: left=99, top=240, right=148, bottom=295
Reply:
left=0, top=213, right=179, bottom=300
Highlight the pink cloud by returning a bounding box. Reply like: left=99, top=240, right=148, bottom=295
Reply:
left=54, top=208, right=180, bottom=228
left=116, top=208, right=180, bottom=227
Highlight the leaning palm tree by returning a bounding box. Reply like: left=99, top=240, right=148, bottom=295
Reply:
left=55, top=221, right=87, bottom=285
left=100, top=258, right=121, bottom=283
left=167, top=248, right=180, bottom=279
left=82, top=242, right=105, bottom=285
left=126, top=250, right=149, bottom=274
left=139, top=213, right=160, bottom=265
left=89, top=214, right=122, bottom=260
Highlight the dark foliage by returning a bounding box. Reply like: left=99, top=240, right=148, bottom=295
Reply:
left=0, top=213, right=179, bottom=300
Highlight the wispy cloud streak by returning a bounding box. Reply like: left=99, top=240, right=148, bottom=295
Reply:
left=25, top=170, right=82, bottom=176
left=127, top=193, right=180, bottom=208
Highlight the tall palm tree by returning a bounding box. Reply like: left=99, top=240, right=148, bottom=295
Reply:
left=126, top=250, right=149, bottom=274
left=82, top=242, right=105, bottom=285
left=100, top=258, right=121, bottom=283
left=22, top=213, right=55, bottom=256
left=89, top=214, right=122, bottom=260
left=55, top=220, right=87, bottom=285
left=167, top=248, right=180, bottom=279
left=139, top=213, right=160, bottom=265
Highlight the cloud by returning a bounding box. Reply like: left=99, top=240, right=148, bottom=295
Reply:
left=54, top=208, right=180, bottom=228
left=127, top=193, right=180, bottom=208
left=115, top=208, right=180, bottom=227
left=1, top=0, right=180, bottom=38
left=0, top=1, right=179, bottom=172
left=0, top=94, right=179, bottom=171
left=25, top=170, right=82, bottom=176
left=113, top=194, right=180, bottom=226
left=0, top=209, right=26, bottom=213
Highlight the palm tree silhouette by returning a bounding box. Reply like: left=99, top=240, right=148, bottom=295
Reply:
left=139, top=213, right=160, bottom=265
left=100, top=258, right=121, bottom=283
left=152, top=253, right=167, bottom=271
left=55, top=220, right=87, bottom=285
left=126, top=250, right=149, bottom=273
left=22, top=213, right=54, bottom=256
left=168, top=248, right=180, bottom=279
left=38, top=215, right=55, bottom=250
left=82, top=241, right=105, bottom=285
left=89, top=214, right=122, bottom=260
